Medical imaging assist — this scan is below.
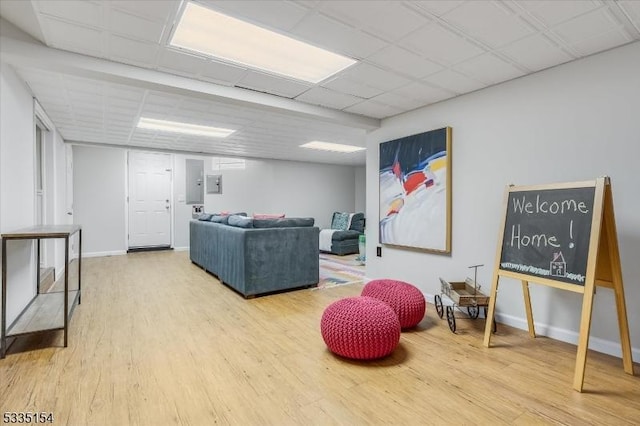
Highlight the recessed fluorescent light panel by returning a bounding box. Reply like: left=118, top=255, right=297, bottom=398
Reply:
left=137, top=117, right=235, bottom=138
left=300, top=141, right=366, bottom=153
left=170, top=2, right=357, bottom=83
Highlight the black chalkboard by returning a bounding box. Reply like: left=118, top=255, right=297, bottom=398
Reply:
left=499, top=187, right=595, bottom=285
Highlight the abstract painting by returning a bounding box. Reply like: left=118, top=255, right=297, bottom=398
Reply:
left=379, top=127, right=452, bottom=253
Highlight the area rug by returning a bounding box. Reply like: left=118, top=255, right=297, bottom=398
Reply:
left=316, top=253, right=366, bottom=290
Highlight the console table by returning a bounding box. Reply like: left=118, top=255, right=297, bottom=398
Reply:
left=1, top=225, right=82, bottom=358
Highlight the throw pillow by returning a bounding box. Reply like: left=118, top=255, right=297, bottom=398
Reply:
left=331, top=212, right=350, bottom=230
left=253, top=213, right=285, bottom=219
left=197, top=213, right=213, bottom=221
left=209, top=214, right=228, bottom=224
left=228, top=215, right=254, bottom=228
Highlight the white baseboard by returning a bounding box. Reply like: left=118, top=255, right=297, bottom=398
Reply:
left=495, top=312, right=640, bottom=360
left=423, top=291, right=639, bottom=361
left=83, top=250, right=127, bottom=258
left=173, top=246, right=189, bottom=252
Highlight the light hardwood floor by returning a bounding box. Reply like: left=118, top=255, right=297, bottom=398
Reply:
left=1, top=251, right=638, bottom=425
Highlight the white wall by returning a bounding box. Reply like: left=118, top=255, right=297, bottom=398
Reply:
left=75, top=148, right=358, bottom=252
left=354, top=166, right=366, bottom=214
left=366, top=41, right=640, bottom=359
left=72, top=145, right=126, bottom=256
left=52, top=128, right=69, bottom=277
left=0, top=63, right=36, bottom=325
left=175, top=155, right=357, bottom=248
left=36, top=106, right=69, bottom=279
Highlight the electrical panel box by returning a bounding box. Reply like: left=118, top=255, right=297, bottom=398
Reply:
left=206, top=174, right=222, bottom=194
left=186, top=159, right=204, bottom=204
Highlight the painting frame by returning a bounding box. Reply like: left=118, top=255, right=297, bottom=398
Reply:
left=378, top=127, right=452, bottom=254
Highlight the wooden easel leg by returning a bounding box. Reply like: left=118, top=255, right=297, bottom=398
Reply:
left=613, top=283, right=634, bottom=374
left=573, top=283, right=597, bottom=392
left=521, top=280, right=536, bottom=338
left=603, top=185, right=635, bottom=375
left=483, top=276, right=499, bottom=347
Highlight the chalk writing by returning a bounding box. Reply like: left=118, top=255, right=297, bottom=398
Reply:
left=512, top=195, right=590, bottom=215
left=500, top=186, right=595, bottom=285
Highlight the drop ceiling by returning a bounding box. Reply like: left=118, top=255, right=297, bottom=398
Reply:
left=1, top=0, right=639, bottom=166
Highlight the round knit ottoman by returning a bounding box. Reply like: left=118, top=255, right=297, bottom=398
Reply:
left=321, top=296, right=400, bottom=360
left=362, top=279, right=426, bottom=329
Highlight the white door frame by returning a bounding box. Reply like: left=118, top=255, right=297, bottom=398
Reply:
left=125, top=150, right=174, bottom=249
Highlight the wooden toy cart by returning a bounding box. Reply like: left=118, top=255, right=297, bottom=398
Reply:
left=434, top=264, right=496, bottom=333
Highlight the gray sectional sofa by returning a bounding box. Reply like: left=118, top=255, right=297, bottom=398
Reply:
left=190, top=215, right=319, bottom=298
left=321, top=212, right=365, bottom=255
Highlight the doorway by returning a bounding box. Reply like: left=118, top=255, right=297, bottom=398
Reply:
left=127, top=151, right=172, bottom=250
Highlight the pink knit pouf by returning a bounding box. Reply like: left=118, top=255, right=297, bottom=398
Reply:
left=321, top=296, right=400, bottom=360
left=361, top=279, right=426, bottom=329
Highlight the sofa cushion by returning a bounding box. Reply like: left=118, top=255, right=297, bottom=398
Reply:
left=198, top=213, right=213, bottom=221
left=349, top=213, right=365, bottom=233
left=228, top=215, right=254, bottom=228
left=331, top=230, right=362, bottom=241
left=253, top=217, right=315, bottom=228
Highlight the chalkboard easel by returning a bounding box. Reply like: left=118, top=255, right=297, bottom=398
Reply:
left=483, top=177, right=634, bottom=392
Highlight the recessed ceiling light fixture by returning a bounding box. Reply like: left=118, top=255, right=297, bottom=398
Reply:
left=137, top=117, right=235, bottom=138
left=170, top=2, right=357, bottom=83
left=300, top=141, right=366, bottom=153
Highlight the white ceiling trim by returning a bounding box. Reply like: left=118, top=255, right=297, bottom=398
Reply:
left=0, top=31, right=380, bottom=131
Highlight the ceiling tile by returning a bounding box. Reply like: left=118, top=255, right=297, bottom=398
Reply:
left=423, top=69, right=486, bottom=94
left=393, top=82, right=454, bottom=104
left=322, top=75, right=384, bottom=99
left=145, top=92, right=180, bottom=107
left=158, top=49, right=207, bottom=77
left=571, top=29, right=632, bottom=56
left=200, top=60, right=247, bottom=86
left=108, top=8, right=165, bottom=44
left=63, top=76, right=104, bottom=95
left=366, top=46, right=443, bottom=79
left=500, top=34, right=574, bottom=71
left=200, top=0, right=309, bottom=32
left=296, top=87, right=364, bottom=109
left=411, top=1, right=465, bottom=17
left=338, top=63, right=411, bottom=92
left=368, top=92, right=425, bottom=111
left=107, top=86, right=145, bottom=102
left=291, top=13, right=387, bottom=59
left=40, top=16, right=104, bottom=57
left=441, top=1, right=533, bottom=48
left=620, top=1, right=640, bottom=27
left=178, top=98, right=214, bottom=114
left=319, top=1, right=428, bottom=42
left=518, top=1, right=600, bottom=27
left=552, top=8, right=622, bottom=45
left=398, top=22, right=485, bottom=66
left=108, top=0, right=178, bottom=23
left=36, top=0, right=103, bottom=28
left=236, top=71, right=312, bottom=98
left=68, top=91, right=104, bottom=105
left=344, top=100, right=403, bottom=119
left=108, top=35, right=159, bottom=67
left=106, top=97, right=141, bottom=111
left=455, top=53, right=525, bottom=85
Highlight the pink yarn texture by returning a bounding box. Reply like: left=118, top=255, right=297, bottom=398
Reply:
left=321, top=296, right=400, bottom=360
left=361, top=279, right=426, bottom=329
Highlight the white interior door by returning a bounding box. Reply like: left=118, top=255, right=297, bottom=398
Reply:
left=128, top=151, right=172, bottom=249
